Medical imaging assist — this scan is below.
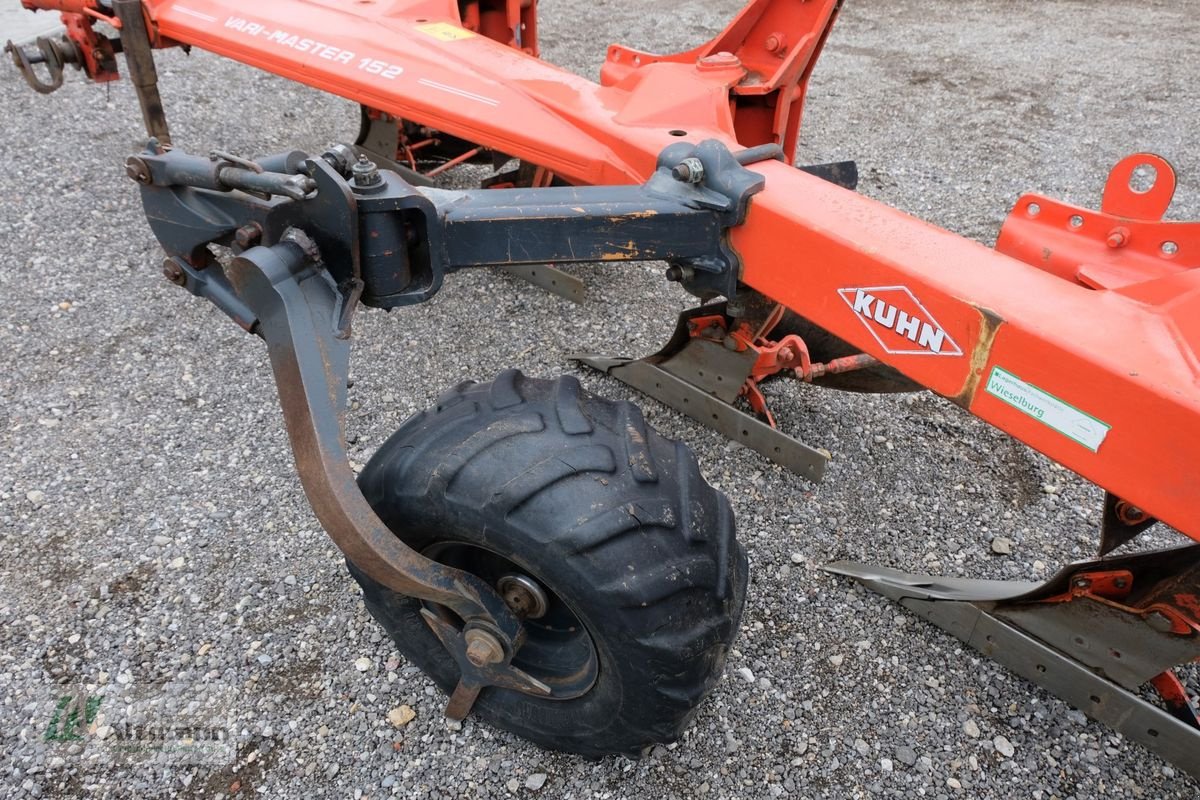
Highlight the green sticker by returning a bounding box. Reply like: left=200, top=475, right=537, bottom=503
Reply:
left=985, top=366, right=1110, bottom=452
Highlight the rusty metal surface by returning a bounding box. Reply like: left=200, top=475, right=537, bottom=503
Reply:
left=112, top=0, right=171, bottom=145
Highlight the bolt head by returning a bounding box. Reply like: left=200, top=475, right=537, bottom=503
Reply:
left=351, top=154, right=382, bottom=187
left=234, top=223, right=262, bottom=249
left=697, top=51, right=741, bottom=71
left=161, top=259, right=186, bottom=285
left=463, top=629, right=505, bottom=667
left=125, top=157, right=151, bottom=185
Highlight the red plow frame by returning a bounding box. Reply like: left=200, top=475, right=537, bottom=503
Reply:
left=8, top=0, right=1200, bottom=780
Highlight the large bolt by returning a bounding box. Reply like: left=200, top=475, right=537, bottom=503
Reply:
left=125, top=156, right=152, bottom=185
left=351, top=154, right=382, bottom=188
left=161, top=259, right=186, bottom=285
left=234, top=222, right=262, bottom=250
left=672, top=157, right=705, bottom=184
left=664, top=264, right=693, bottom=283
left=764, top=32, right=788, bottom=56
left=1106, top=226, right=1130, bottom=249
left=1115, top=500, right=1147, bottom=525
left=463, top=629, right=505, bottom=667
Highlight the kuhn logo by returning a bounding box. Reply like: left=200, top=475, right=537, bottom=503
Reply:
left=837, top=286, right=962, bottom=356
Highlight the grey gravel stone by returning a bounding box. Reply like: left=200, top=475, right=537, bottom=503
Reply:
left=994, top=736, right=1015, bottom=758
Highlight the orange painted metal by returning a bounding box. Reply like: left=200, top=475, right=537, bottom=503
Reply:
left=1033, top=567, right=1200, bottom=637
left=685, top=311, right=876, bottom=428
left=18, top=1, right=122, bottom=82
left=996, top=153, right=1199, bottom=290
left=30, top=1, right=1200, bottom=542
left=599, top=0, right=840, bottom=154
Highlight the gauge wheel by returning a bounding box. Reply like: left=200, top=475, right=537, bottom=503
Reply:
left=348, top=370, right=748, bottom=756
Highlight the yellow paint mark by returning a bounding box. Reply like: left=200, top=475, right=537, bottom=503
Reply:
left=415, top=21, right=476, bottom=41
left=951, top=305, right=1004, bottom=408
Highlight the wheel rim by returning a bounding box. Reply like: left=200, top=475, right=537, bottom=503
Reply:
left=421, top=541, right=599, bottom=699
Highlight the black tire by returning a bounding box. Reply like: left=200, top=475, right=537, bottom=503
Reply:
left=349, top=370, right=748, bottom=757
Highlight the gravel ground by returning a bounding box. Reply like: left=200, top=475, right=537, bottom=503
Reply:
left=2, top=0, right=1198, bottom=797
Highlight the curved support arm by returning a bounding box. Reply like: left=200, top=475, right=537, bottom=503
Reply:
left=225, top=238, right=524, bottom=646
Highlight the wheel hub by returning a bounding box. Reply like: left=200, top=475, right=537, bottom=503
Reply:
left=497, top=574, right=549, bottom=619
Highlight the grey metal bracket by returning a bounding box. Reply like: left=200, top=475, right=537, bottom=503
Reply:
left=575, top=354, right=829, bottom=482
left=825, top=545, right=1200, bottom=781
left=500, top=264, right=585, bottom=303
left=355, top=109, right=585, bottom=303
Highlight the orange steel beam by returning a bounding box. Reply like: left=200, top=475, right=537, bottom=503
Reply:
left=31, top=0, right=1199, bottom=539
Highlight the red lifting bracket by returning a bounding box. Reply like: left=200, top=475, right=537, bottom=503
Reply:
left=600, top=0, right=842, bottom=154
left=996, top=152, right=1198, bottom=291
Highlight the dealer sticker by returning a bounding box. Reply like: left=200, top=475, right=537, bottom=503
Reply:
left=416, top=22, right=476, bottom=41
left=985, top=366, right=1110, bottom=452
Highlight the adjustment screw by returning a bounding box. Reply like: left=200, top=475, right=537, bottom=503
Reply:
left=351, top=154, right=382, bottom=187
left=463, top=629, right=505, bottom=667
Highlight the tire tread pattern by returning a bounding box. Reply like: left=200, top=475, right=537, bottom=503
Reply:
left=351, top=371, right=747, bottom=757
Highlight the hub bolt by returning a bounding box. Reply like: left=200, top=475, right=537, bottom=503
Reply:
left=497, top=574, right=549, bottom=619
left=464, top=629, right=505, bottom=667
